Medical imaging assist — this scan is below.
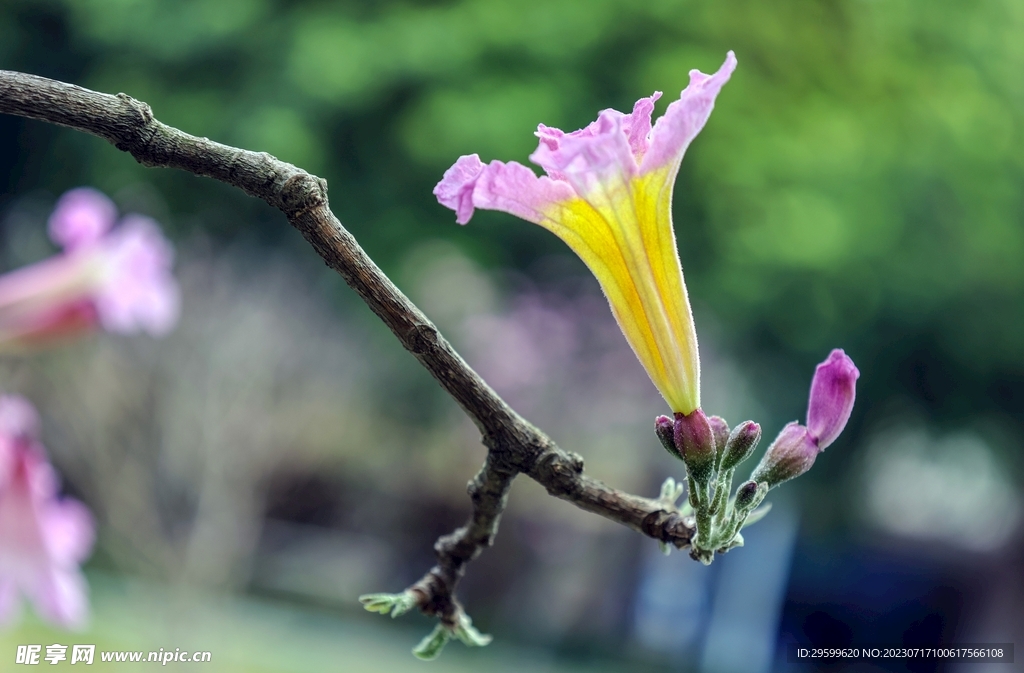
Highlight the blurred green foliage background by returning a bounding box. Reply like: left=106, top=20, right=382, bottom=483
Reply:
left=2, top=0, right=1023, bottom=670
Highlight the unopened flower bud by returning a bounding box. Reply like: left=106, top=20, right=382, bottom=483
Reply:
left=674, top=408, right=716, bottom=485
left=654, top=415, right=680, bottom=460
left=806, top=349, right=859, bottom=450
left=750, top=422, right=819, bottom=489
left=707, top=415, right=729, bottom=462
left=747, top=350, right=860, bottom=490
left=720, top=420, right=761, bottom=471
left=734, top=480, right=759, bottom=510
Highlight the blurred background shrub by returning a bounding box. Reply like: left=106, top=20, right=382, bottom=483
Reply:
left=1, top=0, right=1021, bottom=671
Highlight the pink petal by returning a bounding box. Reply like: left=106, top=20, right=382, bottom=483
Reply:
left=0, top=448, right=52, bottom=554
left=41, top=499, right=94, bottom=566
left=0, top=300, right=100, bottom=347
left=434, top=155, right=575, bottom=226
left=27, top=456, right=60, bottom=501
left=48, top=188, right=117, bottom=251
left=0, top=396, right=40, bottom=440
left=0, top=396, right=95, bottom=630
left=489, top=91, right=657, bottom=188
left=433, top=154, right=486, bottom=225
left=0, top=254, right=96, bottom=330
left=639, top=51, right=737, bottom=175
left=472, top=160, right=576, bottom=223
left=623, top=92, right=662, bottom=162
left=435, top=55, right=736, bottom=224
left=806, top=349, right=860, bottom=449
left=529, top=109, right=637, bottom=202
left=0, top=196, right=181, bottom=346
left=29, top=566, right=89, bottom=629
left=532, top=111, right=624, bottom=183
left=0, top=578, right=20, bottom=625
left=94, top=215, right=180, bottom=336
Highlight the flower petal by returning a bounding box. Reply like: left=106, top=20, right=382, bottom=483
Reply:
left=433, top=154, right=486, bottom=225
left=41, top=498, right=94, bottom=566
left=48, top=188, right=117, bottom=251
left=534, top=170, right=700, bottom=413
left=640, top=51, right=737, bottom=176
left=531, top=91, right=663, bottom=182
left=29, top=566, right=89, bottom=629
left=94, top=215, right=180, bottom=336
left=434, top=155, right=576, bottom=227
left=0, top=396, right=40, bottom=440
left=0, top=255, right=98, bottom=333
left=0, top=396, right=95, bottom=629
left=806, top=348, right=860, bottom=449
left=530, top=109, right=637, bottom=206
left=0, top=578, right=20, bottom=625
left=624, top=92, right=662, bottom=162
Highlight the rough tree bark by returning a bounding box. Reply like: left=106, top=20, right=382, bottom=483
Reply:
left=0, top=70, right=694, bottom=630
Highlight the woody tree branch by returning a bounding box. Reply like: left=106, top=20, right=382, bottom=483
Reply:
left=0, top=70, right=694, bottom=629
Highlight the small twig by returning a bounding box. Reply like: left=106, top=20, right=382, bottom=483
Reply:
left=408, top=457, right=516, bottom=626
left=0, top=71, right=694, bottom=629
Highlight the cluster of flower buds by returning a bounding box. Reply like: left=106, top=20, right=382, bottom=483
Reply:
left=655, top=349, right=859, bottom=564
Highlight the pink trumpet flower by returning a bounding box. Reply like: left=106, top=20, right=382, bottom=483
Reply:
left=436, top=53, right=737, bottom=417
left=751, top=349, right=860, bottom=488
left=0, top=188, right=179, bottom=349
left=0, top=395, right=94, bottom=628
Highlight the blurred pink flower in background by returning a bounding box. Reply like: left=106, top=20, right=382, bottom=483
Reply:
left=0, top=187, right=179, bottom=349
left=460, top=287, right=664, bottom=432
left=0, top=395, right=94, bottom=628
left=463, top=294, right=579, bottom=394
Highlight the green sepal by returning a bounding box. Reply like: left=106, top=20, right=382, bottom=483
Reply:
left=689, top=546, right=714, bottom=565
left=453, top=613, right=493, bottom=647
left=359, top=591, right=417, bottom=618
left=718, top=532, right=744, bottom=553
left=658, top=476, right=686, bottom=508
left=741, top=503, right=773, bottom=528
left=413, top=625, right=451, bottom=660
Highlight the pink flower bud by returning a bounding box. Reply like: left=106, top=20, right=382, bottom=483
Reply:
left=750, top=350, right=859, bottom=489
left=720, top=420, right=761, bottom=471
left=707, top=415, right=730, bottom=458
left=654, top=415, right=680, bottom=460
left=806, top=348, right=859, bottom=450
left=734, top=479, right=759, bottom=510
left=749, top=422, right=819, bottom=488
left=674, top=408, right=716, bottom=484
